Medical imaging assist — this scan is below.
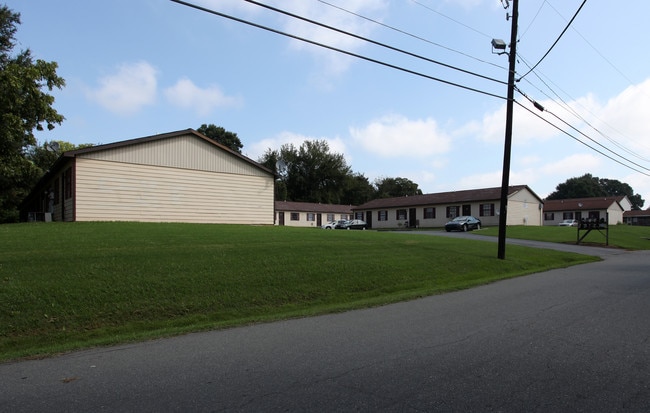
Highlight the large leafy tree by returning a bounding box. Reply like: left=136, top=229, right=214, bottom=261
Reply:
left=547, top=173, right=645, bottom=210
left=197, top=123, right=243, bottom=153
left=259, top=140, right=352, bottom=204
left=374, top=177, right=423, bottom=198
left=0, top=6, right=65, bottom=222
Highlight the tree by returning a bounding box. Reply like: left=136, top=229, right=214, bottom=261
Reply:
left=374, top=177, right=423, bottom=198
left=547, top=173, right=645, bottom=210
left=341, top=173, right=375, bottom=206
left=197, top=124, right=243, bottom=153
left=25, top=140, right=93, bottom=172
left=258, top=140, right=351, bottom=203
left=0, top=6, right=65, bottom=222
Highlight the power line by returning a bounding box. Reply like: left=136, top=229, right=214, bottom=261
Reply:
left=409, top=0, right=492, bottom=39
left=240, top=0, right=506, bottom=86
left=516, top=0, right=586, bottom=82
left=514, top=91, right=650, bottom=177
left=170, top=0, right=507, bottom=100
left=517, top=53, right=650, bottom=163
left=315, top=0, right=507, bottom=72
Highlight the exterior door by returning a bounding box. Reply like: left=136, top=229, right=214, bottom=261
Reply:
left=278, top=212, right=285, bottom=226
left=317, top=213, right=322, bottom=227
left=409, top=208, right=417, bottom=228
left=365, top=211, right=373, bottom=229
left=462, top=204, right=471, bottom=216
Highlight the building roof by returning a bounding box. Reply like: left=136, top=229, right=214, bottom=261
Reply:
left=20, top=129, right=274, bottom=210
left=543, top=197, right=624, bottom=212
left=61, top=128, right=273, bottom=175
left=623, top=209, right=650, bottom=217
left=275, top=201, right=354, bottom=214
left=352, top=185, right=537, bottom=210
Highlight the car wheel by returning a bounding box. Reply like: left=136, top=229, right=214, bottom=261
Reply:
left=362, top=227, right=366, bottom=230
left=445, top=228, right=451, bottom=232
left=462, top=224, right=468, bottom=232
left=476, top=224, right=481, bottom=230
left=346, top=227, right=351, bottom=230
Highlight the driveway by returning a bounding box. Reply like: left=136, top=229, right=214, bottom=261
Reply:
left=1, top=237, right=648, bottom=412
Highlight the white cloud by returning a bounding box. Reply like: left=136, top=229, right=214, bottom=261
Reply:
left=164, top=78, right=242, bottom=116
left=350, top=114, right=451, bottom=158
left=87, top=61, right=158, bottom=115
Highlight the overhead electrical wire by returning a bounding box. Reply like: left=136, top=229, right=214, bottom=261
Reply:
left=515, top=100, right=650, bottom=177
left=516, top=0, right=586, bottom=82
left=240, top=0, right=506, bottom=86
left=517, top=53, right=650, bottom=163
left=409, top=0, right=492, bottom=39
left=171, top=0, right=647, bottom=177
left=169, top=0, right=507, bottom=100
left=515, top=88, right=650, bottom=176
left=315, top=0, right=507, bottom=72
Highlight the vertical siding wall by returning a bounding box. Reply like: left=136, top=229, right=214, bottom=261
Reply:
left=75, top=159, right=274, bottom=223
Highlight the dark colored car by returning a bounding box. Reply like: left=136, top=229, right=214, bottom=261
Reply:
left=444, top=216, right=481, bottom=232
left=336, top=219, right=368, bottom=230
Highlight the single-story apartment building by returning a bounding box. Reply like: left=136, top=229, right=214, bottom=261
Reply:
left=275, top=201, right=354, bottom=228
left=20, top=129, right=275, bottom=224
left=542, top=196, right=628, bottom=226
left=352, top=185, right=543, bottom=230
left=623, top=209, right=650, bottom=226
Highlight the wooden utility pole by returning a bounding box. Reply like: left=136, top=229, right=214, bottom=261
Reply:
left=497, top=0, right=519, bottom=260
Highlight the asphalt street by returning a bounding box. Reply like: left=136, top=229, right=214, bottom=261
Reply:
left=1, top=235, right=649, bottom=412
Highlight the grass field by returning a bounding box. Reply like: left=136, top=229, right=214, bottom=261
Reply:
left=478, top=223, right=650, bottom=250
left=0, top=222, right=614, bottom=361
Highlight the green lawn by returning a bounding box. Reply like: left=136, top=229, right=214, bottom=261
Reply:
left=478, top=224, right=650, bottom=250
left=0, top=222, right=602, bottom=361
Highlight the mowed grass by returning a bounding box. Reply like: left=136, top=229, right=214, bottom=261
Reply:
left=479, top=224, right=650, bottom=250
left=1, top=222, right=600, bottom=361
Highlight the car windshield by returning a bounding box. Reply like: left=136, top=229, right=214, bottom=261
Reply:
left=453, top=216, right=468, bottom=222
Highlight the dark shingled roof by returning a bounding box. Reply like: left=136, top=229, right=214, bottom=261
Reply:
left=352, top=185, right=534, bottom=210
left=543, top=197, right=623, bottom=212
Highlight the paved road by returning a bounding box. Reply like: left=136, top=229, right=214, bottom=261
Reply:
left=2, top=237, right=649, bottom=412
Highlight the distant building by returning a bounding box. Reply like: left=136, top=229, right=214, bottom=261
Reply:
left=352, top=185, right=543, bottom=229
left=20, top=129, right=275, bottom=224
left=623, top=209, right=650, bottom=226
left=542, top=196, right=628, bottom=226
left=275, top=201, right=353, bottom=228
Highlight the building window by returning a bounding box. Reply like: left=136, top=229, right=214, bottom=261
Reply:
left=544, top=212, right=554, bottom=221
left=327, top=213, right=335, bottom=221
left=378, top=210, right=388, bottom=221
left=396, top=209, right=407, bottom=220
left=423, top=207, right=435, bottom=219
left=588, top=211, right=600, bottom=219
left=562, top=212, right=574, bottom=220
left=355, top=212, right=364, bottom=220
left=306, top=213, right=315, bottom=221
left=480, top=203, right=495, bottom=217
left=446, top=206, right=460, bottom=218
left=290, top=212, right=300, bottom=221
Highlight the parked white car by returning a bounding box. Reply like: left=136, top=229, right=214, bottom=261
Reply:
left=321, top=221, right=338, bottom=229
left=558, top=219, right=578, bottom=227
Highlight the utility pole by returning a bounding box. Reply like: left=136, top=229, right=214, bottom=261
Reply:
left=497, top=0, right=519, bottom=260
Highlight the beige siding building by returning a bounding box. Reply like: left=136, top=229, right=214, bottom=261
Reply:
left=542, top=197, right=627, bottom=226
left=352, top=185, right=543, bottom=229
left=21, top=129, right=275, bottom=224
left=274, top=201, right=353, bottom=228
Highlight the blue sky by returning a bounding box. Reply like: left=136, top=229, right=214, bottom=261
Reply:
left=8, top=0, right=650, bottom=205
